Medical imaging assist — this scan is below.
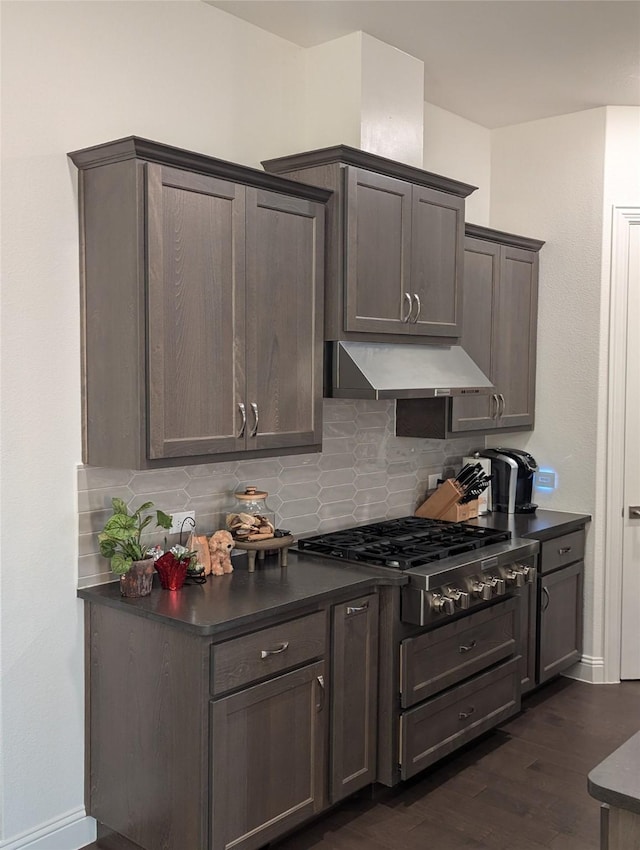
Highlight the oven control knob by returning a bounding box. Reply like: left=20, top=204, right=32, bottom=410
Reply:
left=470, top=580, right=492, bottom=601
left=504, top=568, right=526, bottom=587
left=431, top=593, right=455, bottom=616
left=447, top=587, right=470, bottom=610
left=519, top=564, right=535, bottom=584
left=487, top=576, right=507, bottom=595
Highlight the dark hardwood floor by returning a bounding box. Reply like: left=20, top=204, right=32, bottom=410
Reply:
left=82, top=676, right=640, bottom=850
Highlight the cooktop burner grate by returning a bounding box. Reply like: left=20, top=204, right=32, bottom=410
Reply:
left=297, top=516, right=511, bottom=570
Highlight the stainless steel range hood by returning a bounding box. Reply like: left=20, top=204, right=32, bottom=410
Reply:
left=328, top=340, right=494, bottom=400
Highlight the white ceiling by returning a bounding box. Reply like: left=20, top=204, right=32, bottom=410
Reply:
left=205, top=0, right=640, bottom=128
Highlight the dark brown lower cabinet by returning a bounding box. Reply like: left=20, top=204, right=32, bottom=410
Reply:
left=517, top=571, right=538, bottom=695
left=330, top=594, right=379, bottom=802
left=539, top=560, right=584, bottom=684
left=211, top=662, right=327, bottom=850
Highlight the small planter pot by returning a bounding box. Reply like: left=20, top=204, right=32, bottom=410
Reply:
left=155, top=552, right=188, bottom=591
left=119, top=558, right=155, bottom=598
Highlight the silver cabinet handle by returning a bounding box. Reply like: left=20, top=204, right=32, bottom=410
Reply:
left=542, top=586, right=551, bottom=611
left=346, top=603, right=369, bottom=615
left=458, top=706, right=476, bottom=720
left=260, top=641, right=289, bottom=659
left=411, top=293, right=421, bottom=323
left=249, top=402, right=259, bottom=438
left=498, top=393, right=506, bottom=417
left=558, top=546, right=572, bottom=555
left=459, top=639, right=477, bottom=654
left=401, top=292, right=412, bottom=322
left=316, top=674, right=325, bottom=712
left=629, top=507, right=640, bottom=518
left=491, top=393, right=499, bottom=419
left=237, top=402, right=247, bottom=438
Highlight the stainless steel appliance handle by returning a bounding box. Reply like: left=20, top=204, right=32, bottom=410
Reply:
left=347, top=603, right=369, bottom=615
left=260, top=641, right=289, bottom=659
left=249, top=402, right=259, bottom=438
left=411, top=293, right=421, bottom=323
left=237, top=402, right=247, bottom=438
left=316, top=674, right=325, bottom=712
left=401, top=292, right=412, bottom=323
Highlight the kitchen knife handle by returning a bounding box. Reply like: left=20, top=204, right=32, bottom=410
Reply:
left=237, top=402, right=247, bottom=438
left=249, top=402, right=259, bottom=437
left=411, top=293, right=421, bottom=323
left=401, top=292, right=412, bottom=322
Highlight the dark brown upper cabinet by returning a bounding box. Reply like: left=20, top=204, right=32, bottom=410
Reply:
left=450, top=225, right=544, bottom=435
left=69, top=138, right=330, bottom=469
left=262, top=145, right=476, bottom=343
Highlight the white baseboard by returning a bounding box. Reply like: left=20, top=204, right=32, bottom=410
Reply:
left=0, top=809, right=96, bottom=850
left=563, top=655, right=617, bottom=684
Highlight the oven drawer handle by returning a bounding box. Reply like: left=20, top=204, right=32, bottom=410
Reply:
left=459, top=639, right=477, bottom=654
left=346, top=603, right=369, bottom=615
left=260, top=641, right=289, bottom=659
left=458, top=706, right=476, bottom=720
left=558, top=546, right=572, bottom=555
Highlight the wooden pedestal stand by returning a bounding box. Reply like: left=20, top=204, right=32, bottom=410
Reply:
left=232, top=535, right=295, bottom=572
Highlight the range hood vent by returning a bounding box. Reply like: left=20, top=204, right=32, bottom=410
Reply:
left=328, top=341, right=494, bottom=400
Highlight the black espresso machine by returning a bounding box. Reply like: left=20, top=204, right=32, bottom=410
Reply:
left=479, top=448, right=538, bottom=513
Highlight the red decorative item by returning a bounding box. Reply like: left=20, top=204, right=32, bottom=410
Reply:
left=154, top=552, right=189, bottom=591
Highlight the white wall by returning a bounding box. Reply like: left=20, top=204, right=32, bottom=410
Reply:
left=487, top=107, right=640, bottom=680
left=0, top=3, right=306, bottom=847
left=423, top=102, right=491, bottom=225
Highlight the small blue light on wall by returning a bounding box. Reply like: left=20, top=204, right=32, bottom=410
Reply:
left=535, top=469, right=557, bottom=491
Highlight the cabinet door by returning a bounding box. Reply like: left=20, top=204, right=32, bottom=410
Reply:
left=409, top=185, right=464, bottom=337
left=539, top=561, right=584, bottom=684
left=344, top=168, right=412, bottom=334
left=331, top=593, right=379, bottom=802
left=146, top=165, right=246, bottom=459
left=245, top=189, right=324, bottom=451
left=211, top=662, right=326, bottom=850
left=493, top=245, right=539, bottom=429
left=450, top=237, right=500, bottom=432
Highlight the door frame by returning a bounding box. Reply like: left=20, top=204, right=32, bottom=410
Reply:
left=603, top=206, right=640, bottom=681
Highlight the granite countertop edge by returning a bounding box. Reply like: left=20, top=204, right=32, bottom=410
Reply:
left=587, top=731, right=640, bottom=815
left=78, top=553, right=406, bottom=637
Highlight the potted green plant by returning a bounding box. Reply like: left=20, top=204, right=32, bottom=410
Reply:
left=98, top=497, right=172, bottom=597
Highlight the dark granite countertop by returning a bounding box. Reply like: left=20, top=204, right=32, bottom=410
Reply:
left=78, top=551, right=406, bottom=637
left=588, top=731, right=640, bottom=815
left=469, top=509, right=591, bottom=542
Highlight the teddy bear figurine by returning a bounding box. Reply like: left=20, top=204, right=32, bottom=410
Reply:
left=207, top=529, right=235, bottom=576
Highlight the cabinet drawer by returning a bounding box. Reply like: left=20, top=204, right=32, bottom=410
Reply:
left=540, top=530, right=585, bottom=574
left=211, top=611, right=326, bottom=696
left=400, top=656, right=520, bottom=780
left=400, top=597, right=517, bottom=708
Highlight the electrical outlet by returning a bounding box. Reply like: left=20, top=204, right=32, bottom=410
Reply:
left=168, top=510, right=196, bottom=535
left=535, top=471, right=556, bottom=490
left=428, top=473, right=442, bottom=490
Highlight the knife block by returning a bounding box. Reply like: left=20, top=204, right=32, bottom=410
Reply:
left=415, top=479, right=463, bottom=520
left=439, top=500, right=480, bottom=522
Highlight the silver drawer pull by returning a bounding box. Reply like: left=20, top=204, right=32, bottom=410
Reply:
left=558, top=546, right=572, bottom=555
left=249, top=402, right=259, bottom=438
left=459, top=639, right=477, bottom=654
left=347, top=603, right=369, bottom=615
left=316, top=674, right=325, bottom=712
left=260, top=641, right=289, bottom=659
left=411, top=293, right=421, bottom=323
left=458, top=706, right=476, bottom=720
